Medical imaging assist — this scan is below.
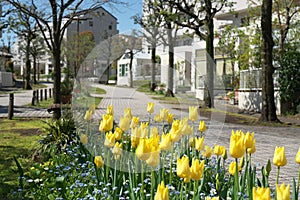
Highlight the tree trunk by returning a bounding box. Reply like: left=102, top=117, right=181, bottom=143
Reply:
left=52, top=47, right=62, bottom=120
left=205, top=9, right=214, bottom=108
left=166, top=26, right=174, bottom=97
left=129, top=51, right=134, bottom=88
left=33, top=56, right=37, bottom=84
left=150, top=45, right=156, bottom=91
left=24, top=40, right=32, bottom=90
left=260, top=0, right=279, bottom=122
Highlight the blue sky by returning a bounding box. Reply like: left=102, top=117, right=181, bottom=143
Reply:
left=103, top=0, right=142, bottom=33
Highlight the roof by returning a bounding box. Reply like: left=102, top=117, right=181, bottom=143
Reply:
left=64, top=6, right=117, bottom=20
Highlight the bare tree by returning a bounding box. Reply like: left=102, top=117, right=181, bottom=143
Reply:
left=260, top=0, right=279, bottom=122
left=4, top=0, right=125, bottom=119
left=165, top=0, right=233, bottom=107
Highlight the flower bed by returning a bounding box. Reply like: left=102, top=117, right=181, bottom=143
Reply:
left=12, top=104, right=300, bottom=199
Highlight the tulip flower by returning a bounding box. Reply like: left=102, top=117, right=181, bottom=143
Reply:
left=276, top=183, right=290, bottom=200
left=179, top=118, right=193, bottom=135
left=136, top=138, right=151, bottom=161
left=130, top=116, right=140, bottom=129
left=99, top=114, right=113, bottom=132
left=189, top=106, right=198, bottom=122
left=154, top=113, right=163, bottom=123
left=146, top=145, right=160, bottom=168
left=295, top=148, right=300, bottom=164
left=160, top=108, right=169, bottom=122
left=114, top=127, right=122, bottom=141
left=177, top=156, right=191, bottom=183
left=202, top=145, right=213, bottom=158
left=131, top=127, right=141, bottom=148
left=124, top=107, right=132, bottom=119
left=244, top=131, right=255, bottom=149
left=273, top=146, right=287, bottom=167
left=147, top=102, right=154, bottom=114
left=80, top=134, right=88, bottom=145
left=198, top=120, right=206, bottom=133
left=205, top=197, right=219, bottom=200
left=190, top=158, right=204, bottom=180
left=154, top=181, right=169, bottom=200
left=195, top=137, right=204, bottom=151
left=252, top=187, right=271, bottom=200
left=94, top=156, right=104, bottom=168
left=106, top=105, right=113, bottom=115
left=112, top=142, right=122, bottom=160
left=140, top=122, right=149, bottom=138
left=166, top=113, right=174, bottom=124
left=169, top=120, right=181, bottom=142
left=104, top=131, right=115, bottom=148
left=119, top=116, right=130, bottom=131
left=214, top=145, right=226, bottom=157
left=247, top=139, right=256, bottom=154
left=228, top=161, right=242, bottom=176
left=84, top=109, right=93, bottom=121
left=160, top=133, right=172, bottom=151
left=229, top=130, right=245, bottom=159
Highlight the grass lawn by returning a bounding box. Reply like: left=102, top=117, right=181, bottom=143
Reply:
left=0, top=119, right=45, bottom=199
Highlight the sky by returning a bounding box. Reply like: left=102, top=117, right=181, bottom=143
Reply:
left=100, top=0, right=143, bottom=33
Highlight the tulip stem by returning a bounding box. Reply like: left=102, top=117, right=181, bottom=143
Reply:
left=151, top=169, right=154, bottom=200
left=297, top=167, right=300, bottom=196
left=233, top=158, right=239, bottom=200
left=276, top=166, right=280, bottom=185
left=169, top=145, right=174, bottom=184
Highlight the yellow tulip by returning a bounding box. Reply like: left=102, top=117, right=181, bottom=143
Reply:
left=273, top=146, right=287, bottom=167
left=131, top=127, right=141, bottom=148
left=99, top=114, right=113, bottom=132
left=119, top=116, right=130, bottom=131
left=80, top=134, right=88, bottom=145
left=136, top=138, right=151, bottom=161
left=244, top=131, right=255, bottom=149
left=84, top=109, right=93, bottom=121
left=114, top=127, right=122, bottom=141
left=124, top=107, right=132, bottom=119
left=247, top=139, right=256, bottom=154
left=214, top=145, right=226, bottom=157
left=150, top=127, right=160, bottom=143
left=130, top=116, right=140, bottom=129
left=154, top=113, right=163, bottom=123
left=252, top=187, right=271, bottom=200
left=112, top=142, right=122, bottom=160
left=147, top=102, right=154, bottom=114
left=146, top=145, right=160, bottom=168
left=169, top=120, right=181, bottom=142
left=195, top=137, right=204, bottom=151
left=180, top=118, right=193, bottom=135
left=89, top=104, right=96, bottom=114
left=94, top=156, right=104, bottom=168
left=229, top=130, right=245, bottom=159
left=228, top=161, right=242, bottom=176
left=295, top=148, right=300, bottom=164
left=276, top=183, right=290, bottom=200
left=189, top=106, right=198, bottom=122
left=160, top=133, right=172, bottom=151
left=140, top=122, right=149, bottom=138
left=166, top=113, right=174, bottom=124
left=160, top=108, right=169, bottom=122
left=202, top=145, right=213, bottom=158
left=154, top=181, right=169, bottom=200
left=190, top=158, right=204, bottom=180
left=104, top=131, right=115, bottom=148
left=106, top=105, right=113, bottom=115
left=176, top=156, right=191, bottom=183
left=198, top=120, right=206, bottom=132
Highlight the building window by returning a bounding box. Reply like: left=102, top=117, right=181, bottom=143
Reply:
left=147, top=46, right=151, bottom=54
left=119, top=64, right=128, bottom=77
left=89, top=21, right=93, bottom=27
left=108, top=25, right=112, bottom=30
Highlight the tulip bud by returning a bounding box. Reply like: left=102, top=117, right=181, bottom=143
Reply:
left=147, top=102, right=154, bottom=114
left=295, top=148, right=300, bottom=164
left=189, top=106, right=198, bottom=122
left=198, top=120, right=206, bottom=133
left=273, top=146, right=287, bottom=167
left=80, top=134, right=88, bottom=145
left=94, top=156, right=104, bottom=168
left=119, top=116, right=130, bottom=131
left=106, top=105, right=113, bottom=115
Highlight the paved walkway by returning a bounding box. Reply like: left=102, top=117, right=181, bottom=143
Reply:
left=1, top=83, right=300, bottom=187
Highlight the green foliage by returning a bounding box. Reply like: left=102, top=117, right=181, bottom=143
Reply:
left=40, top=111, right=76, bottom=157
left=278, top=50, right=300, bottom=114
